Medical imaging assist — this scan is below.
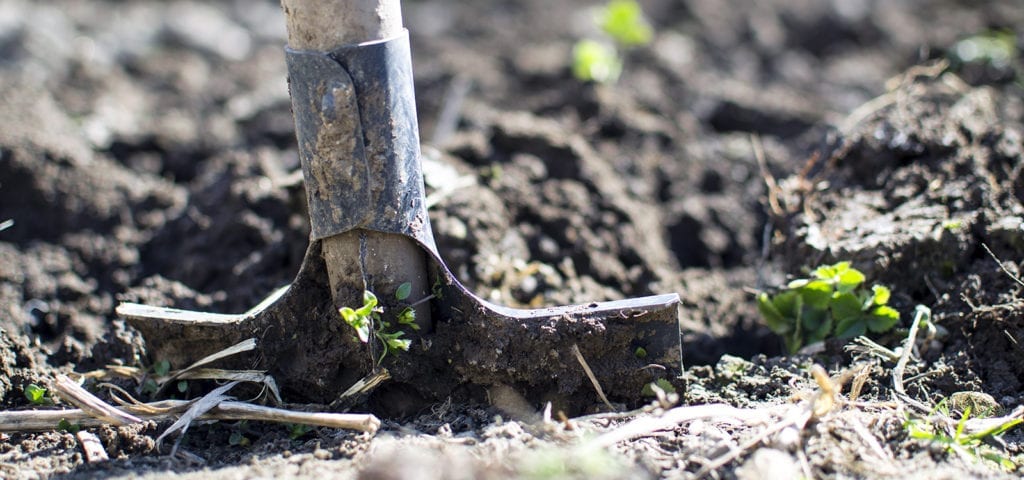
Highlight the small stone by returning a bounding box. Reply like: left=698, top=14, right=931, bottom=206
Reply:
left=313, top=448, right=331, bottom=460
left=736, top=448, right=801, bottom=480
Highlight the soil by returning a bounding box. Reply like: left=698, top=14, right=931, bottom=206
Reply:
left=2, top=0, right=1024, bottom=478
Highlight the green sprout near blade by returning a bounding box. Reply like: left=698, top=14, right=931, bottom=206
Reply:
left=757, top=261, right=900, bottom=353
left=339, top=289, right=415, bottom=365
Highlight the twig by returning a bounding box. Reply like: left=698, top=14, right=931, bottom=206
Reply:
left=892, top=306, right=931, bottom=413
left=694, top=406, right=812, bottom=478
left=571, top=344, right=614, bottom=411
left=590, top=403, right=775, bottom=448
left=981, top=242, right=1024, bottom=289
left=0, top=400, right=381, bottom=434
left=331, top=368, right=391, bottom=410
left=751, top=134, right=783, bottom=217
left=156, top=338, right=258, bottom=397
left=75, top=430, right=109, bottom=463
left=55, top=375, right=142, bottom=426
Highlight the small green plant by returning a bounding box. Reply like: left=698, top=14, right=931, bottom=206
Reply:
left=572, top=0, right=653, bottom=84
left=757, top=262, right=900, bottom=353
left=228, top=430, right=250, bottom=447
left=641, top=378, right=676, bottom=397
left=288, top=423, right=314, bottom=440
left=57, top=418, right=81, bottom=434
left=573, top=40, right=622, bottom=84
left=905, top=406, right=1022, bottom=470
left=141, top=359, right=172, bottom=396
left=598, top=0, right=653, bottom=46
left=339, top=288, right=419, bottom=365
left=24, top=384, right=50, bottom=406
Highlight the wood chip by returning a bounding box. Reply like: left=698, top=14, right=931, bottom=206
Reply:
left=75, top=430, right=109, bottom=463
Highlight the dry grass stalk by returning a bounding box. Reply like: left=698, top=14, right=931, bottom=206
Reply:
left=55, top=375, right=142, bottom=426
left=157, top=381, right=239, bottom=455
left=0, top=399, right=381, bottom=434
left=571, top=343, right=614, bottom=411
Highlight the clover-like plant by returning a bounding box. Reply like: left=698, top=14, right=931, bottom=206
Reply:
left=757, top=262, right=900, bottom=353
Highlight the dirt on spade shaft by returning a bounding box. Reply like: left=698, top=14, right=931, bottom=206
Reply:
left=2, top=0, right=1024, bottom=478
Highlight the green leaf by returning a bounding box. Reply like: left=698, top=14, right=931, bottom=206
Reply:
left=831, top=292, right=865, bottom=323
left=871, top=285, right=891, bottom=305
left=796, top=279, right=833, bottom=309
left=386, top=336, right=411, bottom=353
left=785, top=278, right=809, bottom=289
left=866, top=306, right=900, bottom=333
left=572, top=39, right=622, bottom=83
left=397, top=307, right=416, bottom=327
left=354, top=291, right=378, bottom=317
left=395, top=282, right=412, bottom=301
left=57, top=418, right=81, bottom=434
left=836, top=267, right=866, bottom=293
left=834, top=316, right=866, bottom=339
left=599, top=0, right=653, bottom=46
left=805, top=310, right=833, bottom=343
left=784, top=331, right=803, bottom=354
left=757, top=292, right=791, bottom=334
left=800, top=305, right=827, bottom=332
left=340, top=307, right=371, bottom=343
left=177, top=380, right=188, bottom=393
left=25, top=384, right=47, bottom=405
left=229, top=431, right=250, bottom=446
left=812, top=262, right=847, bottom=280
left=153, top=360, right=171, bottom=377
left=634, top=346, right=647, bottom=358
left=772, top=290, right=801, bottom=318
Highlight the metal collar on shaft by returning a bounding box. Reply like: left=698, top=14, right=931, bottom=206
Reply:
left=286, top=31, right=435, bottom=250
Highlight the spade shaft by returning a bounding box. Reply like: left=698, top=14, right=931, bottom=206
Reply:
left=280, top=0, right=433, bottom=332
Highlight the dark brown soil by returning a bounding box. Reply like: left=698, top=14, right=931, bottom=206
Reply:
left=2, top=0, right=1024, bottom=478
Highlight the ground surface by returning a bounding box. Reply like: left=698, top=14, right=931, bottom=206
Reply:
left=2, top=0, right=1024, bottom=478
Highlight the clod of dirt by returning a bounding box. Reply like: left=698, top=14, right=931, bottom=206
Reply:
left=773, top=71, right=1024, bottom=401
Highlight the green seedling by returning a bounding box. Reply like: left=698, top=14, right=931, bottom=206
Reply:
left=757, top=261, right=900, bottom=353
left=598, top=0, right=653, bottom=47
left=905, top=406, right=1022, bottom=470
left=288, top=423, right=314, bottom=440
left=141, top=359, right=173, bottom=396
left=572, top=0, right=653, bottom=84
left=573, top=40, right=622, bottom=84
left=228, top=430, right=250, bottom=447
left=339, top=289, right=416, bottom=365
left=57, top=418, right=81, bottom=434
left=24, top=384, right=50, bottom=406
left=641, top=378, right=676, bottom=397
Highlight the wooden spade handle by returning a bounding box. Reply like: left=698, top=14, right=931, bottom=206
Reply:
left=279, top=0, right=433, bottom=340
left=281, top=0, right=403, bottom=50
